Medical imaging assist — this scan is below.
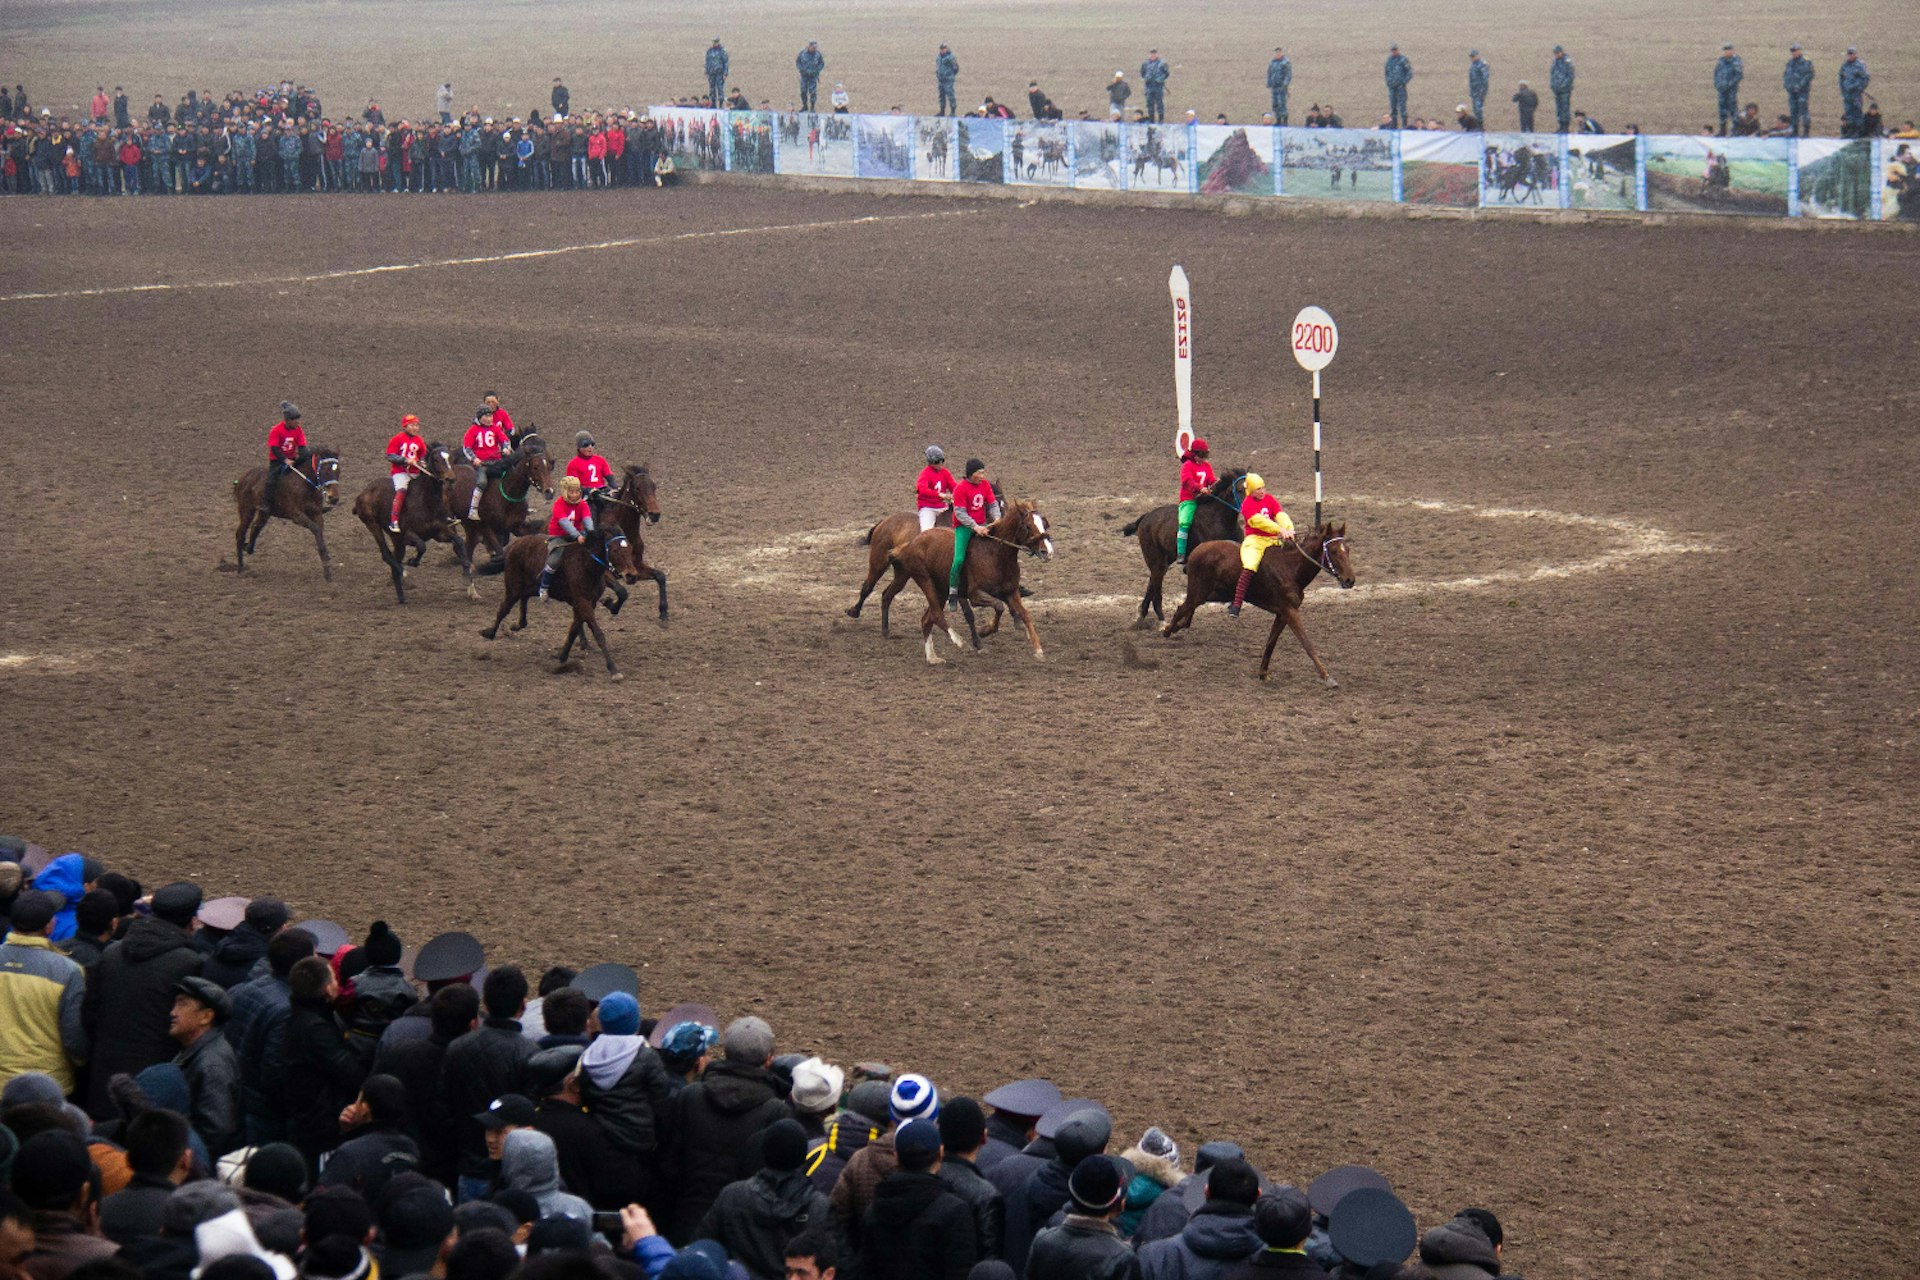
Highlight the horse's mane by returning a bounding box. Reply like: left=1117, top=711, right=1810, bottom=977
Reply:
left=622, top=463, right=650, bottom=480
left=517, top=432, right=546, bottom=455
left=1208, top=467, right=1248, bottom=499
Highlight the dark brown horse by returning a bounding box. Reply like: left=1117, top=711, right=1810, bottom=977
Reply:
left=600, top=464, right=669, bottom=624
left=351, top=442, right=469, bottom=605
left=891, top=500, right=1054, bottom=665
left=1162, top=523, right=1355, bottom=684
left=847, top=509, right=952, bottom=628
left=233, top=445, right=342, bottom=580
left=1118, top=467, right=1247, bottom=626
left=452, top=439, right=554, bottom=590
left=479, top=528, right=643, bottom=679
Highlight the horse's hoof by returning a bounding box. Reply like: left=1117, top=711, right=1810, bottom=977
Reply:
left=479, top=628, right=496, bottom=640
left=655, top=615, right=670, bottom=630
left=609, top=672, right=625, bottom=683
left=1323, top=677, right=1340, bottom=689
left=1130, top=615, right=1154, bottom=631
left=1033, top=649, right=1046, bottom=661
left=844, top=606, right=861, bottom=619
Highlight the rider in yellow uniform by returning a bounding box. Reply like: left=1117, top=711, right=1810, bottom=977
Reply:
left=1230, top=473, right=1294, bottom=618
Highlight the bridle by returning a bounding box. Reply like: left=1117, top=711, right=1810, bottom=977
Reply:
left=587, top=532, right=631, bottom=573
left=1303, top=533, right=1347, bottom=580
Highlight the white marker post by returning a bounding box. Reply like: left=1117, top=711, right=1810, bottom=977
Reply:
left=1170, top=266, right=1193, bottom=458
left=1289, top=305, right=1339, bottom=528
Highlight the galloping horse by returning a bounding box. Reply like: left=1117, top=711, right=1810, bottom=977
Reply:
left=600, top=464, right=670, bottom=624
left=846, top=508, right=952, bottom=630
left=351, top=442, right=469, bottom=605
left=452, top=437, right=554, bottom=588
left=480, top=529, right=642, bottom=679
left=233, top=445, right=342, bottom=580
left=891, top=500, right=1054, bottom=665
left=1162, top=523, right=1355, bottom=684
left=1119, top=468, right=1247, bottom=626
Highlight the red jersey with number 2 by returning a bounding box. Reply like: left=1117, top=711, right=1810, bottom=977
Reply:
left=388, top=433, right=426, bottom=475
left=566, top=455, right=612, bottom=489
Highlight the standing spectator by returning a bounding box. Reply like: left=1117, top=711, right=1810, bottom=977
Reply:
left=830, top=83, right=850, bottom=113
left=857, top=1119, right=975, bottom=1280
left=0, top=892, right=88, bottom=1095
left=112, top=88, right=129, bottom=128
left=282, top=954, right=368, bottom=1171
left=667, top=1016, right=793, bottom=1242
left=320, top=1075, right=421, bottom=1201
left=168, top=977, right=241, bottom=1157
left=1467, top=51, right=1490, bottom=131
left=98, top=1110, right=194, bottom=1246
left=796, top=43, right=825, bottom=111
left=201, top=898, right=286, bottom=990
left=551, top=78, right=569, bottom=118
left=60, top=892, right=119, bottom=970
left=1549, top=45, right=1576, bottom=132
left=528, top=1045, right=640, bottom=1210
left=936, top=45, right=960, bottom=116
left=1415, top=1209, right=1503, bottom=1280
left=1714, top=44, right=1744, bottom=135
left=1839, top=48, right=1870, bottom=136
left=1783, top=44, right=1814, bottom=137
left=1025, top=1156, right=1138, bottom=1280
left=82, top=881, right=204, bottom=1118
left=442, top=966, right=534, bottom=1203
left=363, top=99, right=385, bottom=126
left=1140, top=50, right=1169, bottom=123
left=1266, top=49, right=1293, bottom=125
left=1220, top=1190, right=1326, bottom=1280
left=436, top=83, right=454, bottom=125
left=693, top=1118, right=836, bottom=1278
left=375, top=983, right=478, bottom=1185
left=89, top=87, right=109, bottom=122
left=1512, top=80, right=1538, bottom=131
left=1383, top=45, right=1412, bottom=129
left=1107, top=72, right=1131, bottom=120
left=232, top=926, right=314, bottom=1145
left=934, top=1098, right=1002, bottom=1261
left=706, top=41, right=730, bottom=110
left=14, top=1131, right=118, bottom=1280
left=830, top=1074, right=937, bottom=1251
left=1136, top=1157, right=1261, bottom=1280
left=1027, top=82, right=1050, bottom=119
left=147, top=94, right=169, bottom=126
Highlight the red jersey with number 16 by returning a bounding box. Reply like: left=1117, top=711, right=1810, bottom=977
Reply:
left=464, top=421, right=505, bottom=462
left=387, top=433, right=426, bottom=475
left=268, top=421, right=306, bottom=461
left=1179, top=459, right=1216, bottom=502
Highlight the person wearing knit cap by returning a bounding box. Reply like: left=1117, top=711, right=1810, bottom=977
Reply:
left=1134, top=1140, right=1248, bottom=1246
left=574, top=990, right=674, bottom=1211
left=828, top=1073, right=937, bottom=1251
left=1119, top=1127, right=1182, bottom=1239
left=343, top=923, right=417, bottom=1052
left=1137, top=1155, right=1261, bottom=1280
left=659, top=1021, right=720, bottom=1090
left=935, top=1097, right=1002, bottom=1260
left=857, top=1117, right=975, bottom=1280
left=788, top=1057, right=845, bottom=1138
left=1223, top=1188, right=1328, bottom=1280
left=1014, top=1109, right=1112, bottom=1270
left=1416, top=1208, right=1503, bottom=1280
left=1025, top=1154, right=1134, bottom=1280
left=692, top=1118, right=835, bottom=1279
left=666, top=1016, right=793, bottom=1242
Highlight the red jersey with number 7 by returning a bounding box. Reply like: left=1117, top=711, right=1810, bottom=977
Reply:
left=1179, top=459, right=1216, bottom=502
left=387, top=433, right=426, bottom=475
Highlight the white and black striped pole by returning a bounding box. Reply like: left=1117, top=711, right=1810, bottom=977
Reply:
left=1289, top=306, right=1339, bottom=528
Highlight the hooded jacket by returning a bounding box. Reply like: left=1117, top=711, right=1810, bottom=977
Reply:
left=82, top=914, right=206, bottom=1117
left=30, top=855, right=87, bottom=943
left=695, top=1167, right=837, bottom=1280
left=201, top=925, right=273, bottom=990
left=857, top=1170, right=976, bottom=1280
left=577, top=1033, right=676, bottom=1157
left=0, top=931, right=87, bottom=1092
left=1138, top=1201, right=1261, bottom=1280
left=1119, top=1146, right=1181, bottom=1239
left=1418, top=1215, right=1502, bottom=1279
left=500, top=1129, right=593, bottom=1222
left=667, top=1059, right=794, bottom=1242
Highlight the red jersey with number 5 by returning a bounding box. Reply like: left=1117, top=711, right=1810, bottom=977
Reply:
left=464, top=421, right=505, bottom=462
left=566, top=455, right=612, bottom=490
left=268, top=421, right=306, bottom=461
left=388, top=433, right=426, bottom=475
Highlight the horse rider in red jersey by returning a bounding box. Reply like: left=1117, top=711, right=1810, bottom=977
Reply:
left=264, top=400, right=306, bottom=515
left=565, top=432, right=615, bottom=519
left=916, top=445, right=956, bottom=532
left=386, top=414, right=430, bottom=533
left=540, top=475, right=593, bottom=601
left=1230, top=472, right=1294, bottom=619
left=461, top=404, right=507, bottom=519
left=1175, top=437, right=1215, bottom=566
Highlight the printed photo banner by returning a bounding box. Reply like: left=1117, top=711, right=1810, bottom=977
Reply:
left=1124, top=122, right=1193, bottom=193
left=1478, top=133, right=1564, bottom=210
left=1279, top=127, right=1395, bottom=202
left=915, top=118, right=959, bottom=182
left=955, top=117, right=1005, bottom=184
left=727, top=111, right=774, bottom=175
left=1195, top=124, right=1275, bottom=196
left=774, top=112, right=856, bottom=177
left=1878, top=137, right=1919, bottom=221
left=1008, top=120, right=1073, bottom=187
left=1565, top=135, right=1641, bottom=211
left=856, top=114, right=915, bottom=180
left=1400, top=131, right=1480, bottom=207
left=1072, top=121, right=1127, bottom=190
left=1797, top=138, right=1873, bottom=219
left=654, top=107, right=724, bottom=171
left=1644, top=136, right=1790, bottom=217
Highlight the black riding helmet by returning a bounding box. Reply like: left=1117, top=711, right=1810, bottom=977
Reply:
left=964, top=458, right=986, bottom=477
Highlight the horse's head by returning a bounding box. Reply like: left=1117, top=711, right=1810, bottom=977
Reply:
left=524, top=448, right=555, bottom=500
left=424, top=442, right=456, bottom=483
left=603, top=531, right=642, bottom=583
left=1314, top=521, right=1355, bottom=589
left=1211, top=468, right=1249, bottom=501
left=624, top=464, right=660, bottom=523
left=308, top=445, right=342, bottom=509
left=997, top=499, right=1053, bottom=561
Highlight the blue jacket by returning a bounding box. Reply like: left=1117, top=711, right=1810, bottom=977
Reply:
left=1783, top=55, right=1814, bottom=93
left=31, top=854, right=87, bottom=943
left=1713, top=55, right=1744, bottom=93
left=1142, top=58, right=1170, bottom=87
left=936, top=50, right=959, bottom=85
left=1384, top=53, right=1412, bottom=89
left=461, top=126, right=483, bottom=155
left=796, top=48, right=825, bottom=78
left=1468, top=59, right=1491, bottom=96
left=1839, top=59, right=1870, bottom=94
left=277, top=131, right=300, bottom=161
left=705, top=46, right=729, bottom=77
left=1550, top=54, right=1576, bottom=93
left=1137, top=1202, right=1260, bottom=1280
left=1267, top=58, right=1292, bottom=91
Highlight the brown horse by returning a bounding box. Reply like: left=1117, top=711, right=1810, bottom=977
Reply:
left=233, top=445, right=342, bottom=580
left=1118, top=467, right=1247, bottom=626
left=847, top=509, right=952, bottom=629
left=452, top=439, right=554, bottom=588
left=1162, top=523, right=1355, bottom=684
left=479, top=528, right=642, bottom=679
left=351, top=442, right=469, bottom=605
left=600, top=464, right=670, bottom=624
left=891, top=500, right=1054, bottom=665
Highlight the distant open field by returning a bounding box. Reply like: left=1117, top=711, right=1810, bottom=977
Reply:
left=4, top=0, right=1914, bottom=135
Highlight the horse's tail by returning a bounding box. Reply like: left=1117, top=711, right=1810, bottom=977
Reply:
left=1119, top=513, right=1146, bottom=538
left=859, top=522, right=877, bottom=546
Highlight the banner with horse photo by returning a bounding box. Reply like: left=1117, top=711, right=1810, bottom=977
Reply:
left=1565, top=134, right=1641, bottom=211
left=654, top=108, right=724, bottom=171
left=1071, top=121, right=1126, bottom=190
left=1399, top=131, right=1480, bottom=207
left=1644, top=136, right=1789, bottom=216
left=1278, top=128, right=1394, bottom=201
left=1124, top=122, right=1192, bottom=192
left=914, top=118, right=958, bottom=182
left=955, top=117, right=1006, bottom=184
left=1008, top=120, right=1073, bottom=186
left=1879, top=139, right=1920, bottom=222
left=855, top=115, right=915, bottom=180
left=1194, top=124, right=1276, bottom=196
left=1794, top=138, right=1873, bottom=220
left=727, top=111, right=775, bottom=175
left=1478, top=133, right=1563, bottom=209
left=773, top=112, right=856, bottom=177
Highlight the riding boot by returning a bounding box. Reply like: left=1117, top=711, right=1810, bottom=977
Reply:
left=468, top=484, right=483, bottom=520
left=537, top=567, right=552, bottom=601
left=1176, top=531, right=1188, bottom=565
left=388, top=491, right=405, bottom=533
left=1228, top=568, right=1253, bottom=618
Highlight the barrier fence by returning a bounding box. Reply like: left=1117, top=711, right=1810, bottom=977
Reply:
left=651, top=106, right=1919, bottom=223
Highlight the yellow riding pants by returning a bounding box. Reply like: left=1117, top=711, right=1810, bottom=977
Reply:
left=1240, top=534, right=1279, bottom=572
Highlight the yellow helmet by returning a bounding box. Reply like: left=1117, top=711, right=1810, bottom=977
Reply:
left=1244, top=473, right=1265, bottom=492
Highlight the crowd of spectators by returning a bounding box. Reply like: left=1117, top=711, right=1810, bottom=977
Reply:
left=0, top=838, right=1523, bottom=1280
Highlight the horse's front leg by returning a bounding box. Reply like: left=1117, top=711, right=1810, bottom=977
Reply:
left=650, top=567, right=668, bottom=625
left=583, top=609, right=620, bottom=680
left=1006, top=591, right=1044, bottom=660
left=294, top=514, right=333, bottom=583
left=1258, top=612, right=1286, bottom=682
left=1284, top=604, right=1337, bottom=688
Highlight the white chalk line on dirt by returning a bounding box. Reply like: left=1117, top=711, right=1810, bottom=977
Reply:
left=705, top=495, right=1714, bottom=609
left=0, top=209, right=985, bottom=303
left=0, top=652, right=86, bottom=671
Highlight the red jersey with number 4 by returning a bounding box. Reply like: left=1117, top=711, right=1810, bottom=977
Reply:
left=464, top=421, right=505, bottom=462
left=1241, top=491, right=1285, bottom=533
left=548, top=496, right=592, bottom=537
left=566, top=455, right=612, bottom=490
left=1179, top=459, right=1216, bottom=502
left=388, top=433, right=426, bottom=475
left=953, top=478, right=994, bottom=528
left=268, top=421, right=306, bottom=461
left=916, top=465, right=955, bottom=509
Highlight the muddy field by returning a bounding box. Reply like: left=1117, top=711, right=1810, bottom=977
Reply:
left=1, top=182, right=1916, bottom=1277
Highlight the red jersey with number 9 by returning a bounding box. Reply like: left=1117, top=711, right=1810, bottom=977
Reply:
left=566, top=455, right=612, bottom=490
left=387, top=432, right=426, bottom=475
left=464, top=421, right=504, bottom=462
left=954, top=478, right=994, bottom=528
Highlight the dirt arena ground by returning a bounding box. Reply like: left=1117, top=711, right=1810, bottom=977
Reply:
left=7, top=0, right=1916, bottom=139
left=3, top=181, right=1916, bottom=1276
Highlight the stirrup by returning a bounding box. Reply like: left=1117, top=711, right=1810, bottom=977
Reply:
left=1227, top=602, right=1242, bottom=618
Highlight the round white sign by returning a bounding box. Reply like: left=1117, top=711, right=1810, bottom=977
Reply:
left=1290, top=306, right=1339, bottom=372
